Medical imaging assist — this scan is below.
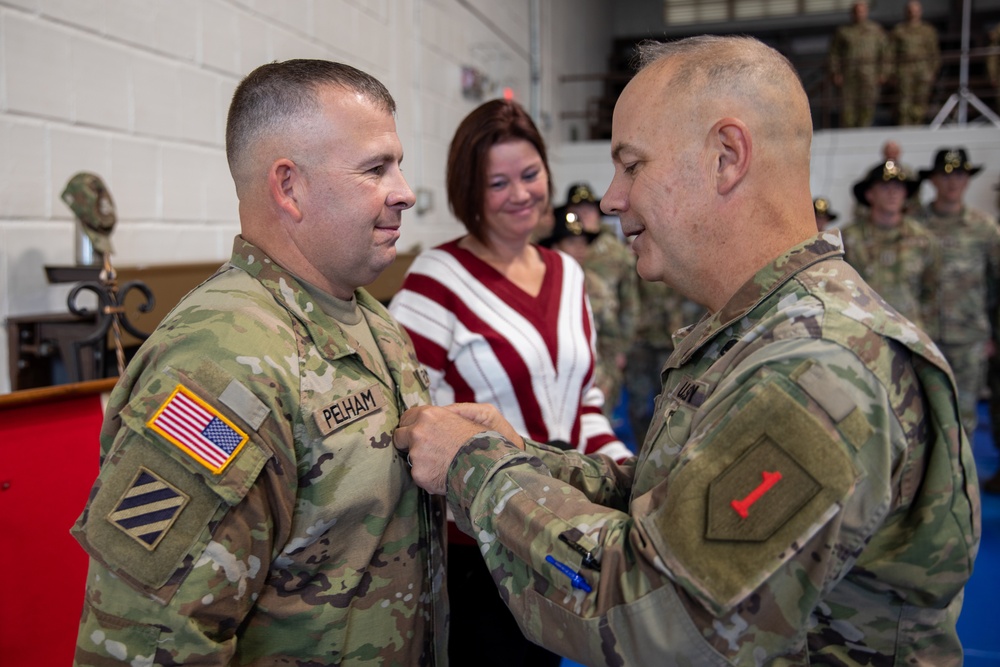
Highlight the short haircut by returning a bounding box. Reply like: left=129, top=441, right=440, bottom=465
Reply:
left=446, top=99, right=552, bottom=241
left=226, top=59, right=396, bottom=185
left=634, top=35, right=811, bottom=151
left=636, top=35, right=801, bottom=100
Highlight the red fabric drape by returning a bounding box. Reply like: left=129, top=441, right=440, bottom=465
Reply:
left=0, top=389, right=106, bottom=667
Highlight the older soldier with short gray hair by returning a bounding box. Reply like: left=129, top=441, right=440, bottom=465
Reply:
left=395, top=35, right=979, bottom=666
left=71, top=60, right=447, bottom=666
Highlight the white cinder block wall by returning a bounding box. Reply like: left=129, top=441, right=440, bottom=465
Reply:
left=0, top=0, right=609, bottom=393
left=1, top=0, right=997, bottom=394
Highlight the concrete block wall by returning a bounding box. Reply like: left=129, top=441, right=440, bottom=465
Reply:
left=0, top=0, right=610, bottom=393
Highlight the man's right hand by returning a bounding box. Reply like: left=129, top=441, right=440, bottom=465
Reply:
left=394, top=404, right=522, bottom=495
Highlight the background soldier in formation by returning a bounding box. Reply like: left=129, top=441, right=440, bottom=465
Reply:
left=564, top=182, right=639, bottom=416
left=624, top=277, right=702, bottom=445
left=891, top=1, right=940, bottom=125
left=841, top=160, right=939, bottom=336
left=538, top=206, right=621, bottom=410
left=916, top=148, right=1000, bottom=471
left=830, top=1, right=890, bottom=127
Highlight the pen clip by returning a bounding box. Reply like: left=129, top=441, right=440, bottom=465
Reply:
left=558, top=533, right=602, bottom=571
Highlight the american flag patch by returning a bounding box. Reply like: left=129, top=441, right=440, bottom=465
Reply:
left=148, top=385, right=249, bottom=474
left=109, top=467, right=190, bottom=550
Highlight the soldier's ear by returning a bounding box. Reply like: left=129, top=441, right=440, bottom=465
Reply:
left=713, top=118, right=751, bottom=196
left=268, top=158, right=304, bottom=221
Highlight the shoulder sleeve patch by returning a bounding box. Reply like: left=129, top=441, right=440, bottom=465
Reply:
left=108, top=467, right=190, bottom=551
left=640, top=375, right=859, bottom=616
left=73, top=442, right=224, bottom=595
left=118, top=369, right=272, bottom=507
left=147, top=384, right=249, bottom=475
left=706, top=435, right=821, bottom=541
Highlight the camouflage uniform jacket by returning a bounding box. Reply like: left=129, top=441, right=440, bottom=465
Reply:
left=443, top=232, right=980, bottom=665
left=829, top=19, right=890, bottom=80
left=891, top=20, right=940, bottom=74
left=583, top=225, right=639, bottom=348
left=841, top=214, right=941, bottom=338
left=72, top=236, right=448, bottom=666
left=633, top=278, right=700, bottom=350
left=584, top=267, right=621, bottom=400
left=915, top=204, right=1000, bottom=344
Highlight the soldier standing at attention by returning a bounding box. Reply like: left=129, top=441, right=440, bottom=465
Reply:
left=70, top=60, right=448, bottom=666
left=841, top=160, right=940, bottom=337
left=395, top=35, right=980, bottom=665
left=566, top=182, right=639, bottom=417
left=916, top=148, right=1000, bottom=483
left=830, top=1, right=890, bottom=128
left=891, top=1, right=940, bottom=125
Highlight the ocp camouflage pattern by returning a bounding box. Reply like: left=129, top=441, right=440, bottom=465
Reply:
left=583, top=225, right=639, bottom=411
left=841, top=213, right=941, bottom=338
left=829, top=18, right=890, bottom=127
left=442, top=231, right=980, bottom=665
left=890, top=19, right=940, bottom=125
left=584, top=267, right=621, bottom=407
left=915, top=203, right=1000, bottom=438
left=72, top=236, right=448, bottom=666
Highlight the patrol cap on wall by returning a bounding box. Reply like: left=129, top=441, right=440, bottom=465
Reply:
left=852, top=160, right=920, bottom=205
left=564, top=182, right=600, bottom=208
left=813, top=197, right=839, bottom=222
left=918, top=148, right=983, bottom=179
left=61, top=172, right=117, bottom=255
left=538, top=206, right=598, bottom=248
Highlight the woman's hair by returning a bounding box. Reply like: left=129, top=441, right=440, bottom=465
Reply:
left=446, top=99, right=552, bottom=241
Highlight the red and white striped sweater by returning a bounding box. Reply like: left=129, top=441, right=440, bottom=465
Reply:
left=389, top=239, right=631, bottom=461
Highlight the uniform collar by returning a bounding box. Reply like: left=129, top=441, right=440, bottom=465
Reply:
left=670, top=231, right=844, bottom=367
left=228, top=235, right=392, bottom=362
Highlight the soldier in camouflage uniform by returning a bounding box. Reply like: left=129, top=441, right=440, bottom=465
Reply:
left=396, top=36, right=980, bottom=666
left=538, top=207, right=621, bottom=403
left=829, top=1, right=890, bottom=128
left=71, top=60, right=448, bottom=666
left=624, top=275, right=703, bottom=446
left=890, top=1, right=940, bottom=125
left=841, top=160, right=940, bottom=337
left=565, top=183, right=639, bottom=417
left=916, top=148, right=1000, bottom=490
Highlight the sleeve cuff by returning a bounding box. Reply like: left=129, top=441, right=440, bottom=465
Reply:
left=445, top=431, right=544, bottom=537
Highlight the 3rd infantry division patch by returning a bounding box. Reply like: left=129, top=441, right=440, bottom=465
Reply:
left=108, top=467, right=190, bottom=551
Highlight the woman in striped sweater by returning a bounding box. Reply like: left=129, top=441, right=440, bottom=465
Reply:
left=389, top=99, right=629, bottom=667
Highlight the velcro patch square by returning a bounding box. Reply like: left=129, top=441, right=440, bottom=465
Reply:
left=148, top=384, right=249, bottom=474
left=107, top=467, right=190, bottom=551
